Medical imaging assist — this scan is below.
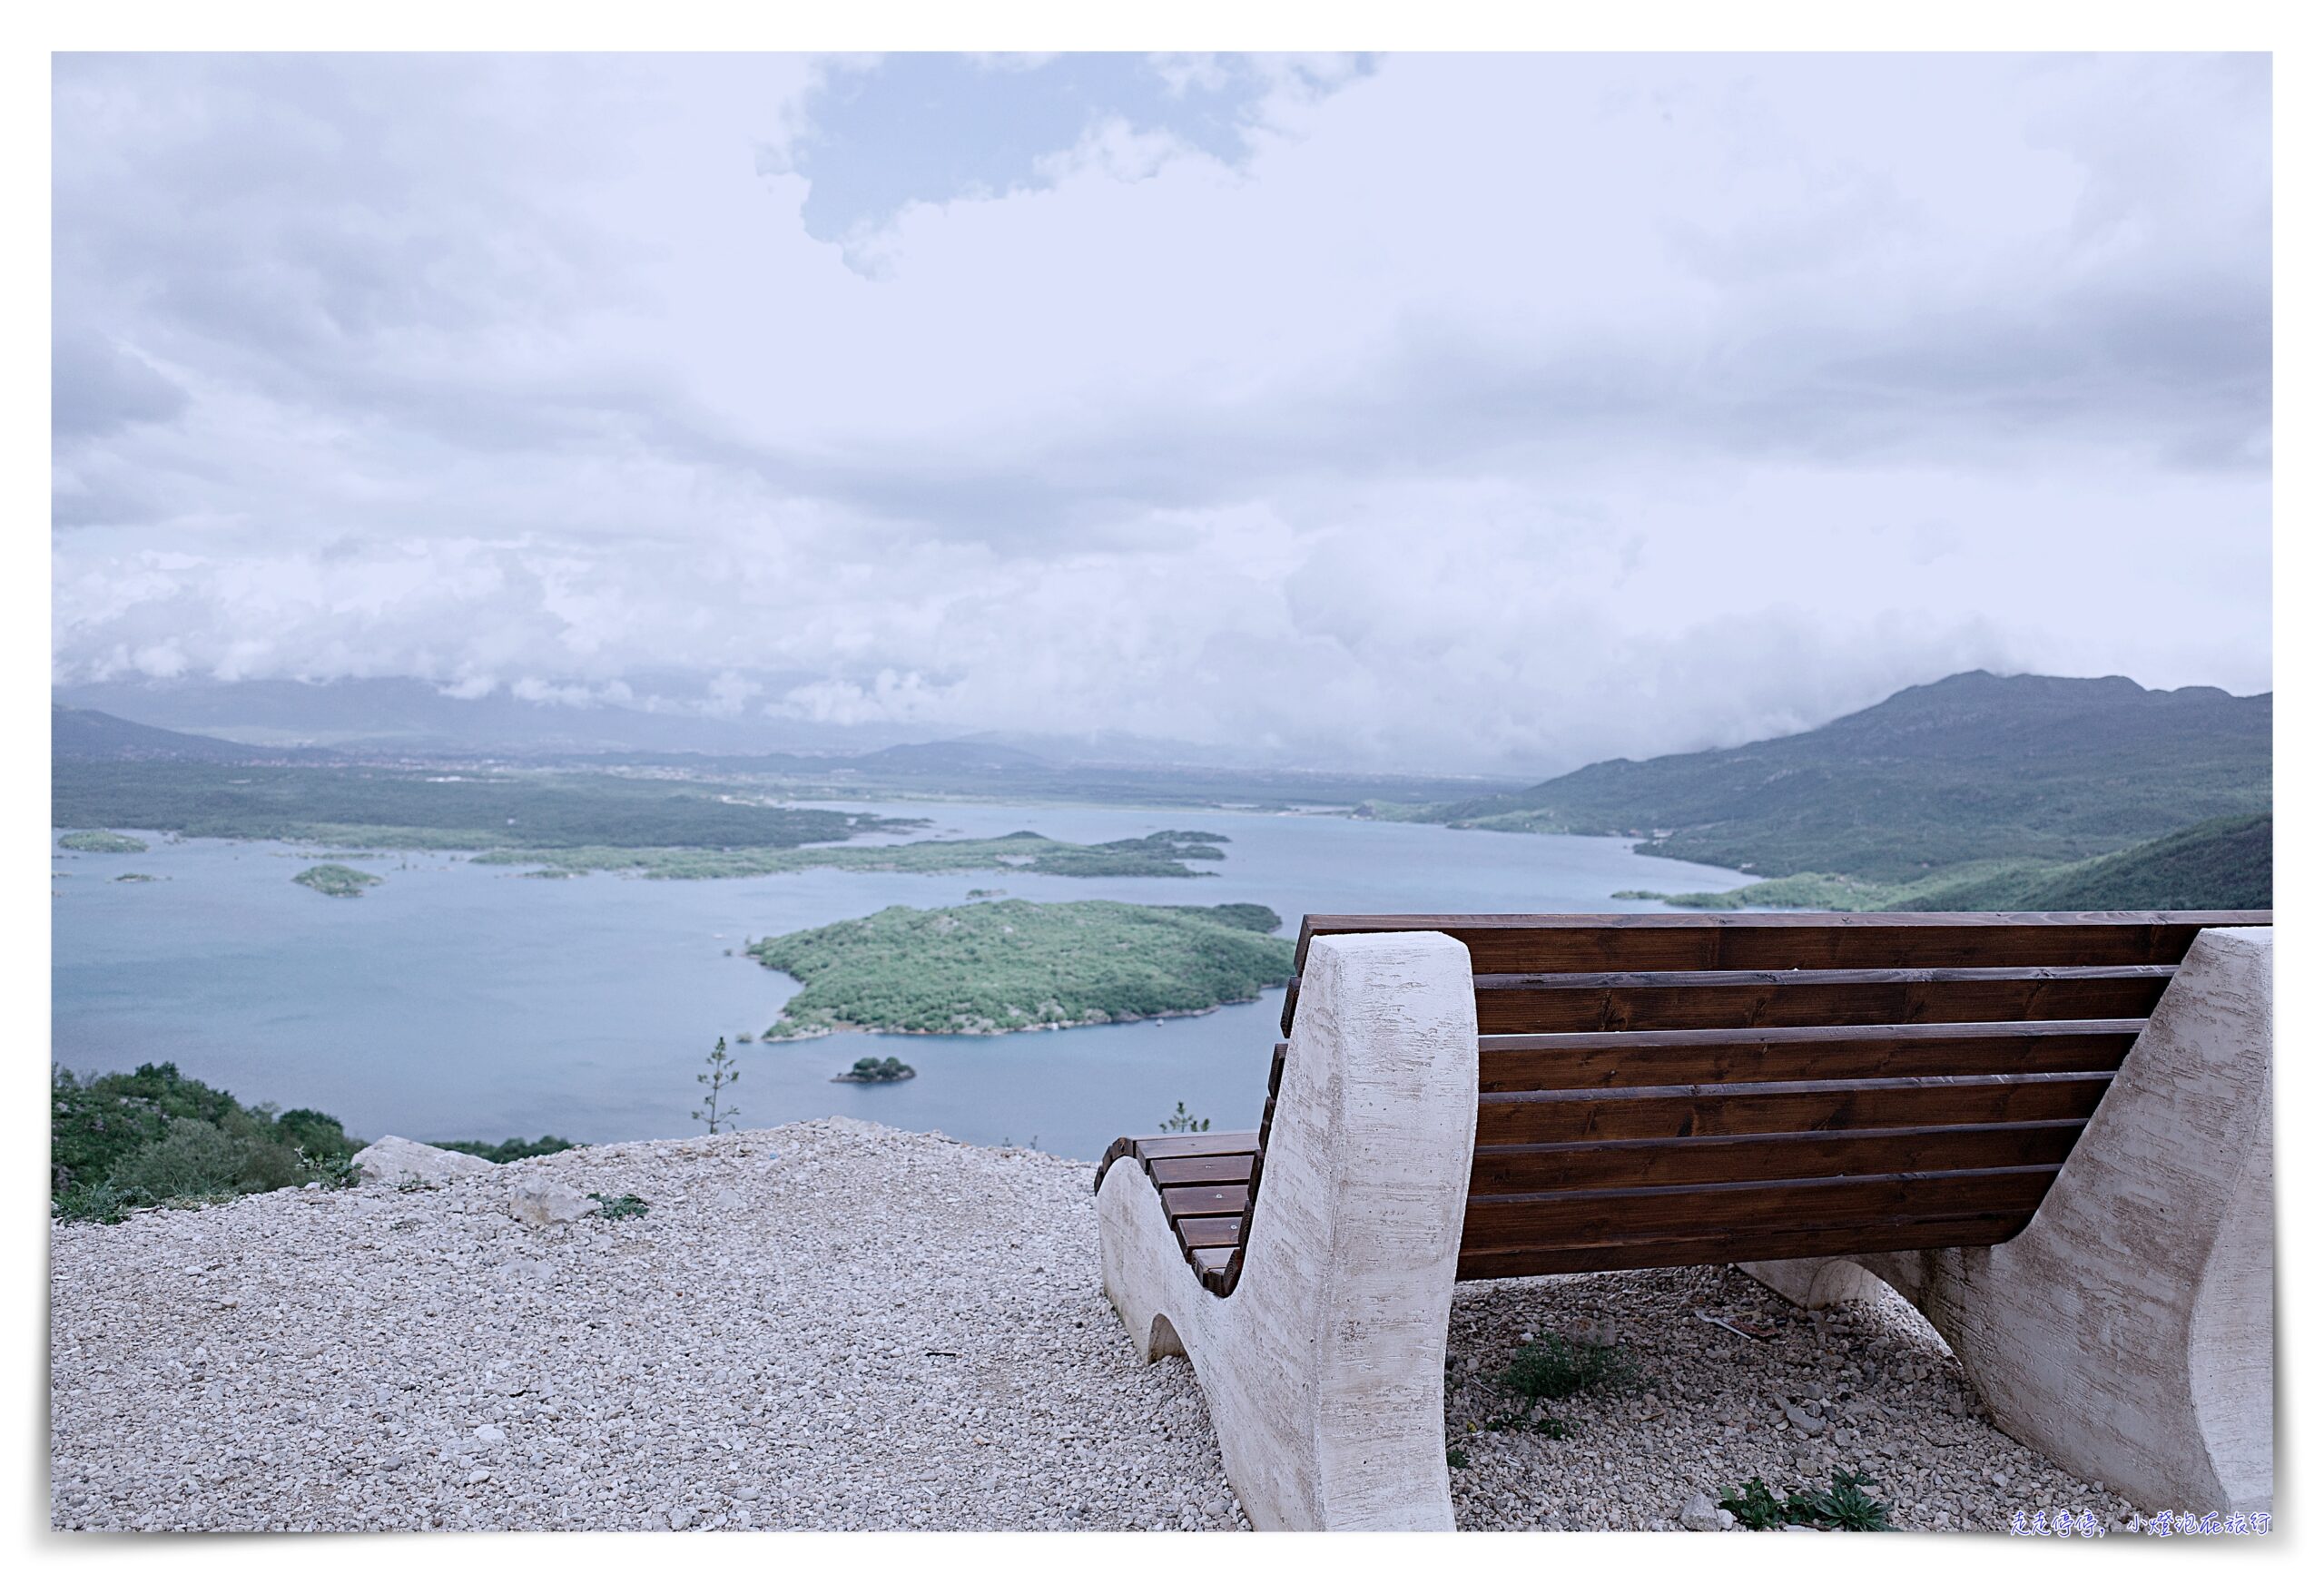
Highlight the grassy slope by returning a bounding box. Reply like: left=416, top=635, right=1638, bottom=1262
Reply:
left=751, top=900, right=1295, bottom=1037
left=1427, top=672, right=2271, bottom=882
left=1627, top=812, right=2271, bottom=912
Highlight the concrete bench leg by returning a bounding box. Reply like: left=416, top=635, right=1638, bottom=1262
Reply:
left=1742, top=926, right=2274, bottom=1513
left=1097, top=931, right=1479, bottom=1530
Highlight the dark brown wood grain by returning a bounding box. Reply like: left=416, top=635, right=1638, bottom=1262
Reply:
left=1459, top=1163, right=2059, bottom=1247
left=1147, top=1154, right=1257, bottom=1187
left=1127, top=1130, right=1261, bottom=1160
left=1176, top=1215, right=1243, bottom=1249
left=1161, top=1185, right=1252, bottom=1220
left=1466, top=1119, right=2087, bottom=1194
left=1477, top=1021, right=2142, bottom=1091
left=1453, top=1211, right=2035, bottom=1279
left=1295, top=910, right=2265, bottom=973
left=1472, top=965, right=2171, bottom=1034
left=1475, top=1072, right=2112, bottom=1145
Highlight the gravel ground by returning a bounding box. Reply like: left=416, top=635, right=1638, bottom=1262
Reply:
left=52, top=1117, right=2133, bottom=1533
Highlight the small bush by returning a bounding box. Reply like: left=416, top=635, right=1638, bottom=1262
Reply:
left=1498, top=1336, right=1640, bottom=1401
left=107, top=1118, right=292, bottom=1203
left=425, top=1135, right=579, bottom=1165
left=590, top=1192, right=650, bottom=1220
left=1445, top=1446, right=1470, bottom=1470
left=1718, top=1469, right=1893, bottom=1532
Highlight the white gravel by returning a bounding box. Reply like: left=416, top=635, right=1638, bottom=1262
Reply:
left=51, top=1117, right=2133, bottom=1532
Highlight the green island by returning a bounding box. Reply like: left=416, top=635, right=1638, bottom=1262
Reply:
left=113, top=872, right=161, bottom=883
left=293, top=863, right=383, bottom=898
left=751, top=899, right=1295, bottom=1038
left=470, top=829, right=1230, bottom=880
left=833, top=1056, right=918, bottom=1084
left=58, top=830, right=148, bottom=853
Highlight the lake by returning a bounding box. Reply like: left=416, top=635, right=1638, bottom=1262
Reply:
left=51, top=802, right=1751, bottom=1162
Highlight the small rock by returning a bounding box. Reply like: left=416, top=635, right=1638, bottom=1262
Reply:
left=1679, top=1492, right=1724, bottom=1531
left=475, top=1425, right=506, bottom=1444
left=505, top=1177, right=594, bottom=1227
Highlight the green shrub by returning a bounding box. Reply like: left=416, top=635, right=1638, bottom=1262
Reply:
left=424, top=1135, right=580, bottom=1165
left=1718, top=1469, right=1893, bottom=1532
left=51, top=1063, right=362, bottom=1218
left=106, top=1117, right=306, bottom=1203
left=589, top=1192, right=650, bottom=1220
left=1497, top=1336, right=1640, bottom=1401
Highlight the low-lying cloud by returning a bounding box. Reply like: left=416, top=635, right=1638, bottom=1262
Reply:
left=51, top=52, right=2271, bottom=774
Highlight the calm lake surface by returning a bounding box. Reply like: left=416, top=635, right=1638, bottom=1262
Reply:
left=52, top=803, right=1751, bottom=1162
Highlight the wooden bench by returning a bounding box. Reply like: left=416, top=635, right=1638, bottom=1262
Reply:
left=1093, top=911, right=2273, bottom=1529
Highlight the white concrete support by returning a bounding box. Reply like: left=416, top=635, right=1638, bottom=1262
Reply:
left=1097, top=930, right=1479, bottom=1530
left=1741, top=927, right=2274, bottom=1513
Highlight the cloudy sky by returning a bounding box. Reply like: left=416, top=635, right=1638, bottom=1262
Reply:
left=51, top=52, right=2271, bottom=774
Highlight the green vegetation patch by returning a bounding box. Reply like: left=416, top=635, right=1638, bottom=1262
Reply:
left=1719, top=1470, right=1893, bottom=1532
left=752, top=899, right=1293, bottom=1037
left=833, top=1056, right=917, bottom=1084
left=58, top=830, right=149, bottom=853
left=472, top=829, right=1230, bottom=880
left=424, top=1135, right=579, bottom=1164
left=293, top=863, right=383, bottom=898
left=51, top=760, right=921, bottom=851
left=52, top=1063, right=361, bottom=1222
left=1617, top=812, right=2271, bottom=913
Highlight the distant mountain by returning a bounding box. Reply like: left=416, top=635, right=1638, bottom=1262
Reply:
left=51, top=705, right=328, bottom=763
left=1426, top=671, right=2271, bottom=881
left=48, top=676, right=924, bottom=757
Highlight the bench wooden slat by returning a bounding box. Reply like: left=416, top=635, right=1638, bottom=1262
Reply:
left=1467, top=1119, right=2088, bottom=1194
left=1475, top=1072, right=2114, bottom=1145
left=1472, top=965, right=2171, bottom=1034
left=1295, top=910, right=2263, bottom=973
left=1454, top=1211, right=2037, bottom=1279
left=1459, top=1163, right=2060, bottom=1247
left=1177, top=1215, right=1244, bottom=1249
left=1148, top=1154, right=1258, bottom=1187
left=1128, top=1131, right=1262, bottom=1160
left=1162, top=1185, right=1252, bottom=1219
left=1477, top=1021, right=2142, bottom=1090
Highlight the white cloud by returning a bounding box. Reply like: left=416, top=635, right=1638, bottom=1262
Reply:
left=50, top=52, right=2270, bottom=774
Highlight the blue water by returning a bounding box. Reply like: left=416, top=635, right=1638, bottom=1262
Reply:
left=50, top=804, right=1750, bottom=1161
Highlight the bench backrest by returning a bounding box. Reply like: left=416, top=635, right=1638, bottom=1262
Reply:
left=1098, top=910, right=2269, bottom=1295
left=1284, top=910, right=2266, bottom=1283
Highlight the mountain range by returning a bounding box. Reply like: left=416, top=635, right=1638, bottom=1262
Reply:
left=1420, top=670, right=2271, bottom=887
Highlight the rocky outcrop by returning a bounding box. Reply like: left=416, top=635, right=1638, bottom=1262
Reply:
left=350, top=1136, right=497, bottom=1187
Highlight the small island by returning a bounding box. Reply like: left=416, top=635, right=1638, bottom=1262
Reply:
left=752, top=899, right=1295, bottom=1038
left=292, top=863, right=383, bottom=899
left=113, top=872, right=160, bottom=884
left=832, top=1056, right=917, bottom=1084
left=59, top=831, right=148, bottom=854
